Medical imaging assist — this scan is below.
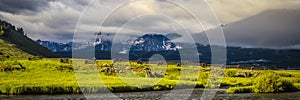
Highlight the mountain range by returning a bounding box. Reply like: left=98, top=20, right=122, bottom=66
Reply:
left=36, top=34, right=300, bottom=67
left=36, top=9, right=300, bottom=67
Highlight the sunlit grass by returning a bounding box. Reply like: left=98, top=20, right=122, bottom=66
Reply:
left=1, top=59, right=300, bottom=94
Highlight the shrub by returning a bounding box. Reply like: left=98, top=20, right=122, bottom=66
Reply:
left=234, top=71, right=258, bottom=77
left=253, top=71, right=294, bottom=93
left=84, top=60, right=95, bottom=64
left=293, top=83, right=300, bottom=91
left=197, top=72, right=209, bottom=85
left=281, top=79, right=297, bottom=92
left=0, top=61, right=25, bottom=71
left=164, top=66, right=181, bottom=80
left=0, top=56, right=6, bottom=61
left=225, top=69, right=237, bottom=77
left=99, top=66, right=116, bottom=76
left=277, top=72, right=294, bottom=77
left=55, top=64, right=74, bottom=71
left=28, top=56, right=42, bottom=61
left=60, top=58, right=72, bottom=64
left=226, top=86, right=254, bottom=93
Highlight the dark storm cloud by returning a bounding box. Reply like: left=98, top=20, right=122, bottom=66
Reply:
left=225, top=9, right=300, bottom=49
left=0, top=0, right=299, bottom=49
left=194, top=8, right=300, bottom=49
left=0, top=0, right=92, bottom=42
left=73, top=0, right=90, bottom=6
left=0, top=0, right=54, bottom=14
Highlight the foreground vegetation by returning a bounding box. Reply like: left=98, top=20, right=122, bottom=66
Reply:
left=0, top=59, right=300, bottom=95
left=225, top=70, right=300, bottom=93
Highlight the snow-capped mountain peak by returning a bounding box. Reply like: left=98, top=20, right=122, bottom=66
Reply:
left=130, top=34, right=179, bottom=51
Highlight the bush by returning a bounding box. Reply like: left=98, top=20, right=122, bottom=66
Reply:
left=99, top=64, right=116, bottom=76
left=164, top=66, right=181, bottom=80
left=28, top=56, right=43, bottom=61
left=60, top=58, right=72, bottom=64
left=277, top=72, right=294, bottom=77
left=281, top=79, right=297, bottom=92
left=253, top=71, right=294, bottom=93
left=225, top=69, right=237, bottom=77
left=197, top=72, right=209, bottom=85
left=293, top=83, right=300, bottom=91
left=55, top=64, right=74, bottom=71
left=0, top=61, right=25, bottom=71
left=235, top=71, right=258, bottom=77
left=226, top=86, right=254, bottom=93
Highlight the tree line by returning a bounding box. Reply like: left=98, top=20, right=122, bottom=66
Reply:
left=0, top=19, right=25, bottom=36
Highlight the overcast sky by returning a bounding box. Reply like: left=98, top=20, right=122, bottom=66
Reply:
left=0, top=0, right=299, bottom=49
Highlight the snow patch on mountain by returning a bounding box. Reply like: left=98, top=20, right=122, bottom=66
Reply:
left=230, top=59, right=270, bottom=64
left=131, top=34, right=179, bottom=51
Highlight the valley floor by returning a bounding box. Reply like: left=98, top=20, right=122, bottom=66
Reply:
left=0, top=59, right=300, bottom=95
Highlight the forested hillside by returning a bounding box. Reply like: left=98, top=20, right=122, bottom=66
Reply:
left=0, top=19, right=57, bottom=60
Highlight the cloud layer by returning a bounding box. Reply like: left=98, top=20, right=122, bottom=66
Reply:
left=0, top=0, right=299, bottom=49
left=0, top=0, right=53, bottom=15
left=209, top=0, right=300, bottom=23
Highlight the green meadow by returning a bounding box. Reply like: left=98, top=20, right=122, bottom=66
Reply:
left=0, top=59, right=300, bottom=95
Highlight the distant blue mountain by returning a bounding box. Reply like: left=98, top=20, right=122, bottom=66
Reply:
left=36, top=34, right=182, bottom=52
left=36, top=39, right=72, bottom=52
left=37, top=34, right=300, bottom=67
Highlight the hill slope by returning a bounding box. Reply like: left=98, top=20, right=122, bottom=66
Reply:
left=0, top=38, right=33, bottom=60
left=0, top=19, right=57, bottom=59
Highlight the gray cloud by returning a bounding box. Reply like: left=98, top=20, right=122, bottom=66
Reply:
left=208, top=0, right=300, bottom=24
left=228, top=9, right=300, bottom=49
left=194, top=8, right=300, bottom=49
left=0, top=0, right=86, bottom=42
left=0, top=0, right=299, bottom=49
left=0, top=0, right=54, bottom=15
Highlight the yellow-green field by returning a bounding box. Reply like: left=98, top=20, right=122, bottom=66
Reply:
left=0, top=59, right=300, bottom=95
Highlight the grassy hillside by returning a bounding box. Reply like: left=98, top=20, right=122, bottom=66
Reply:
left=0, top=19, right=57, bottom=59
left=0, top=38, right=34, bottom=60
